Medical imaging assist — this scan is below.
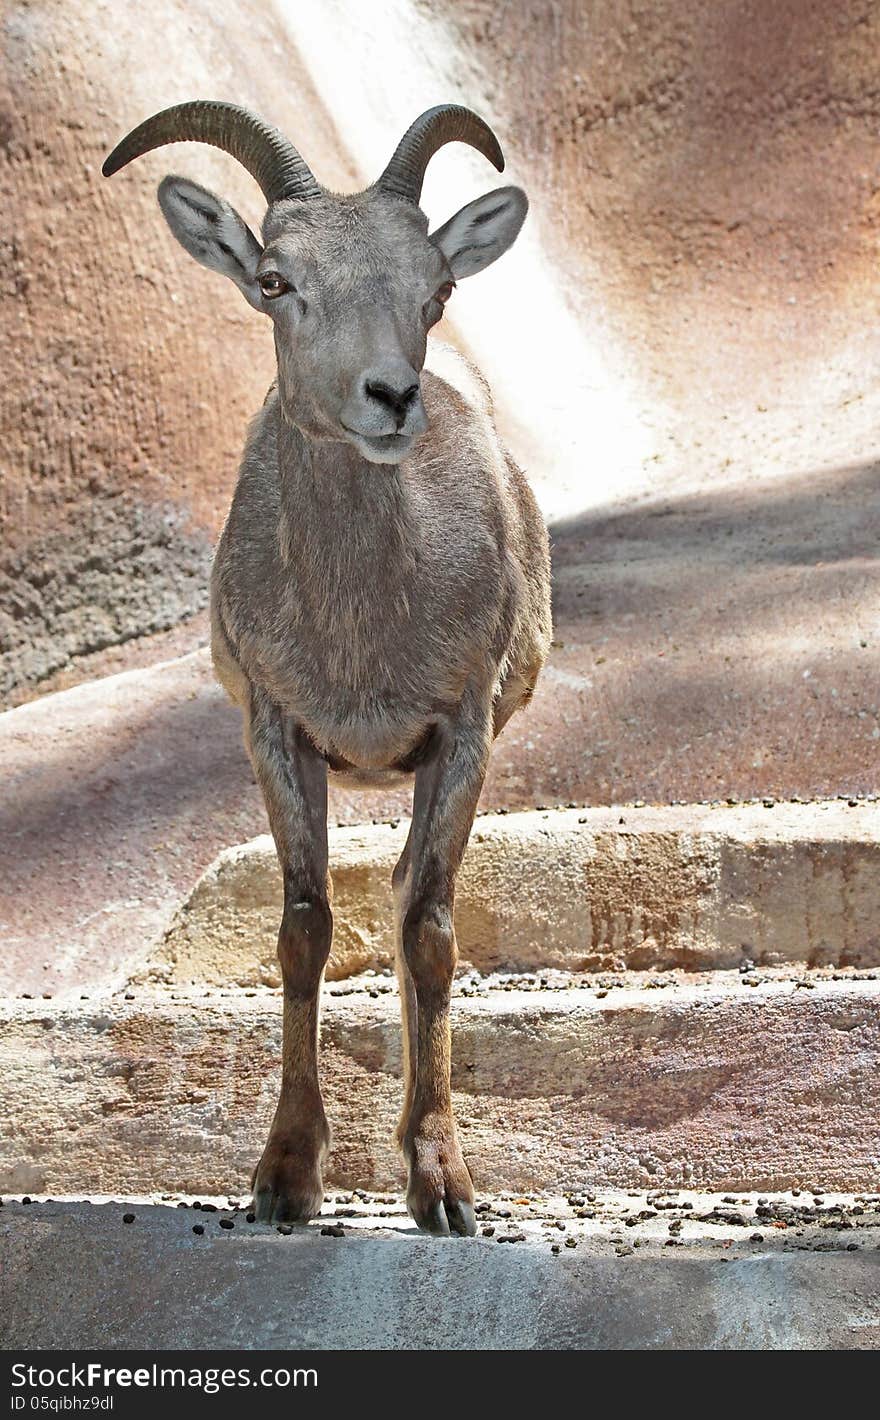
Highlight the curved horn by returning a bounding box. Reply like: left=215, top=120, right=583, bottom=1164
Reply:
left=102, top=100, right=322, bottom=204
left=377, top=104, right=504, bottom=203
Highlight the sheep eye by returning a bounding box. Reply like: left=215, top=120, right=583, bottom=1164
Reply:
left=259, top=272, right=289, bottom=299
left=423, top=280, right=455, bottom=325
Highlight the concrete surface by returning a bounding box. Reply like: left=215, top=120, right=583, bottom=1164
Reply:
left=1, top=1200, right=878, bottom=1350
left=2, top=976, right=877, bottom=1197
left=149, top=802, right=880, bottom=987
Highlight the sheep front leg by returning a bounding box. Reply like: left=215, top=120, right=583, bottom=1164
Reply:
left=394, top=691, right=492, bottom=1237
left=245, top=689, right=332, bottom=1224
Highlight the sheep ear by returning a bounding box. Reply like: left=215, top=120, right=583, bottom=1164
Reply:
left=158, top=175, right=264, bottom=309
left=430, top=185, right=528, bottom=278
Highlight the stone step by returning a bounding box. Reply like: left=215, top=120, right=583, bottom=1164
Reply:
left=144, top=801, right=880, bottom=988
left=2, top=974, right=877, bottom=1198
left=2, top=1196, right=878, bottom=1350
left=5, top=625, right=878, bottom=1004
left=0, top=648, right=411, bottom=998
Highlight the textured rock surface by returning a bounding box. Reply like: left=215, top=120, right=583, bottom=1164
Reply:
left=147, top=802, right=880, bottom=986
left=445, top=0, right=880, bottom=484
left=0, top=501, right=212, bottom=701
left=2, top=979, right=877, bottom=1196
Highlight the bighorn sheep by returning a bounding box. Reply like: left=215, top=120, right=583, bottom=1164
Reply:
left=104, top=101, right=551, bottom=1235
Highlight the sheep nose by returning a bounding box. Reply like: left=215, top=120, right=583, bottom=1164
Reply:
left=363, top=366, right=420, bottom=427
